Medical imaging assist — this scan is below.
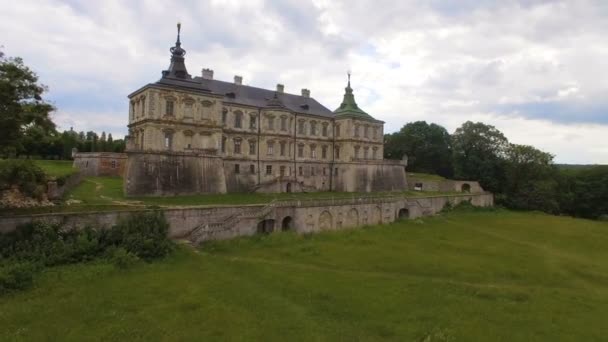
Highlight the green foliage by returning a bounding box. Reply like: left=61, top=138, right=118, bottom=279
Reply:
left=384, top=121, right=453, bottom=177
left=0, top=211, right=172, bottom=294
left=0, top=262, right=36, bottom=294
left=451, top=121, right=509, bottom=193
left=109, top=247, right=140, bottom=269
left=0, top=50, right=55, bottom=156
left=0, top=159, right=46, bottom=198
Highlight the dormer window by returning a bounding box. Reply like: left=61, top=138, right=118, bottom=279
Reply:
left=300, top=104, right=309, bottom=110
left=226, top=92, right=236, bottom=98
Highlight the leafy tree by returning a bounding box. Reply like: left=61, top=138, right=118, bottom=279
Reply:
left=502, top=144, right=559, bottom=213
left=384, top=121, right=453, bottom=177
left=451, top=121, right=509, bottom=193
left=0, top=50, right=55, bottom=156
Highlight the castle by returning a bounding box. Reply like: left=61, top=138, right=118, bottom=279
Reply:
left=123, top=24, right=407, bottom=196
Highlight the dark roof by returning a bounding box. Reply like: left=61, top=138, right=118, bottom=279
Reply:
left=153, top=76, right=335, bottom=118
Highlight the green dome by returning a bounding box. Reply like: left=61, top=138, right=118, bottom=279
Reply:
left=333, top=75, right=376, bottom=121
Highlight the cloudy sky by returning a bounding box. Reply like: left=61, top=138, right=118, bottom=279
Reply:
left=1, top=0, right=607, bottom=163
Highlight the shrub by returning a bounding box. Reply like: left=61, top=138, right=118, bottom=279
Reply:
left=102, top=211, right=173, bottom=261
left=0, top=262, right=37, bottom=294
left=0, top=160, right=47, bottom=198
left=109, top=247, right=140, bottom=269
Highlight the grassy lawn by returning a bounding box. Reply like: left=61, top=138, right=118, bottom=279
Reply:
left=61, top=176, right=456, bottom=208
left=31, top=159, right=77, bottom=178
left=1, top=210, right=607, bottom=340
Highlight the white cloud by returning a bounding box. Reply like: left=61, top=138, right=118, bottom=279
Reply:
left=1, top=0, right=607, bottom=163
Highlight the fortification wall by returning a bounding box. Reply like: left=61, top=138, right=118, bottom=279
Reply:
left=0, top=193, right=493, bottom=243
left=335, top=161, right=407, bottom=192
left=407, top=177, right=484, bottom=194
left=73, top=152, right=127, bottom=177
left=124, top=151, right=227, bottom=196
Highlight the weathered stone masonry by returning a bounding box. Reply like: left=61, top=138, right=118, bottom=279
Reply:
left=0, top=193, right=493, bottom=244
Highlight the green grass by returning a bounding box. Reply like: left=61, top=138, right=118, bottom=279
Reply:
left=1, top=210, right=607, bottom=341
left=60, top=176, right=456, bottom=208
left=30, top=159, right=77, bottom=178
left=407, top=172, right=446, bottom=181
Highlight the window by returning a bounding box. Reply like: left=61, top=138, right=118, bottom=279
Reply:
left=266, top=165, right=272, bottom=175
left=250, top=115, right=257, bottom=129
left=364, top=125, right=369, bottom=138
left=335, top=124, right=341, bottom=137
left=222, top=109, right=227, bottom=125
left=322, top=146, right=328, bottom=159
left=354, top=146, right=361, bottom=159
left=234, top=164, right=240, bottom=174
left=335, top=146, right=340, bottom=159
left=298, top=144, right=304, bottom=158
left=164, top=132, right=173, bottom=150
left=221, top=136, right=226, bottom=153
left=267, top=141, right=274, bottom=155
left=298, top=120, right=305, bottom=135
left=354, top=124, right=360, bottom=137
left=299, top=166, right=303, bottom=176
left=323, top=168, right=327, bottom=176
left=281, top=116, right=287, bottom=131
left=373, top=147, right=378, bottom=159
left=234, top=112, right=242, bottom=128
left=373, top=127, right=378, bottom=139
left=310, top=121, right=317, bottom=136
left=130, top=102, right=135, bottom=121
left=280, top=141, right=286, bottom=156
left=140, top=130, right=145, bottom=148
left=280, top=166, right=286, bottom=176
left=249, top=140, right=256, bottom=155
left=141, top=100, right=146, bottom=117
left=184, top=102, right=193, bottom=117
left=268, top=117, right=275, bottom=130
left=165, top=100, right=174, bottom=116
left=234, top=139, right=242, bottom=154
left=310, top=145, right=317, bottom=159
left=311, top=167, right=316, bottom=176
left=111, top=160, right=117, bottom=169
left=364, top=146, right=369, bottom=159
left=334, top=168, right=338, bottom=176
left=322, top=123, right=328, bottom=137
left=250, top=164, right=255, bottom=174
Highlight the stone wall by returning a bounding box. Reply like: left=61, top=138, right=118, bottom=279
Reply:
left=73, top=152, right=127, bottom=177
left=407, top=177, right=484, bottom=194
left=124, top=151, right=227, bottom=196
left=0, top=193, right=493, bottom=243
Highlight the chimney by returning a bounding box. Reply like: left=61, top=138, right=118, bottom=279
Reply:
left=301, top=88, right=310, bottom=98
left=234, top=75, right=243, bottom=85
left=276, top=83, right=284, bottom=93
left=202, top=68, right=214, bottom=80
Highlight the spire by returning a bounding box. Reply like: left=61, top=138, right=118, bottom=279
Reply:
left=333, top=71, right=374, bottom=120
left=162, top=22, right=191, bottom=79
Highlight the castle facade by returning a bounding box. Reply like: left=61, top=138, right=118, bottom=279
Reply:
left=124, top=24, right=407, bottom=196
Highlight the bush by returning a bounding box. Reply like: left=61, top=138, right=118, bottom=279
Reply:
left=0, top=159, right=47, bottom=198
left=109, top=247, right=140, bottom=269
left=0, top=262, right=37, bottom=294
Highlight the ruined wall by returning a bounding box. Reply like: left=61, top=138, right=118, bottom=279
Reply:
left=124, top=151, right=227, bottom=196
left=407, top=177, right=485, bottom=194
left=73, top=152, right=127, bottom=177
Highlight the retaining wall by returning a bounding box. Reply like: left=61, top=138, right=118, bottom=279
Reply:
left=0, top=193, right=494, bottom=243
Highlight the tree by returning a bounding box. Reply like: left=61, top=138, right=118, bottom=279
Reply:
left=502, top=144, right=559, bottom=213
left=384, top=121, right=453, bottom=177
left=451, top=121, right=509, bottom=193
left=0, top=50, right=55, bottom=156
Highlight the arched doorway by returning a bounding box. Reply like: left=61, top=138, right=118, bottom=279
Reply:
left=397, top=208, right=410, bottom=220
left=281, top=216, right=293, bottom=231
left=318, top=211, right=333, bottom=230
left=372, top=206, right=382, bottom=224
left=257, top=219, right=275, bottom=234
left=461, top=183, right=471, bottom=193
left=286, top=182, right=292, bottom=193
